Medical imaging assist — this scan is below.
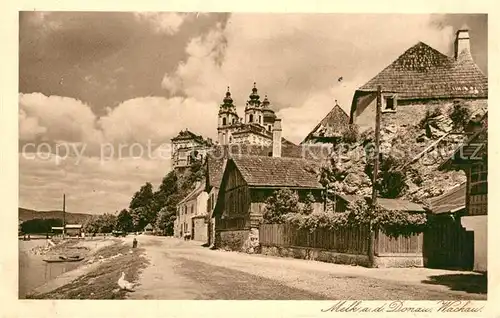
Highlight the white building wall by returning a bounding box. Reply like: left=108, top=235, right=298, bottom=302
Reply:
left=461, top=215, right=487, bottom=272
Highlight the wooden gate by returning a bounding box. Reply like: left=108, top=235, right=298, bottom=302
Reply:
left=423, top=215, right=474, bottom=270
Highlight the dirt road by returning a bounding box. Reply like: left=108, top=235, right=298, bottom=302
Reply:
left=126, top=236, right=486, bottom=300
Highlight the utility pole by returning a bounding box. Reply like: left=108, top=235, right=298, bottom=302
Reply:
left=62, top=193, right=66, bottom=240
left=368, top=85, right=382, bottom=267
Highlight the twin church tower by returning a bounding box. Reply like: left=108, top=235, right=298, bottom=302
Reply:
left=217, top=82, right=281, bottom=146
left=171, top=82, right=282, bottom=169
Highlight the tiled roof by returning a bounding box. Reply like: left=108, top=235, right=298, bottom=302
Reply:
left=206, top=143, right=332, bottom=189
left=339, top=194, right=425, bottom=212
left=429, top=183, right=466, bottom=214
left=231, top=155, right=323, bottom=188
left=358, top=42, right=487, bottom=100
left=302, top=104, right=350, bottom=143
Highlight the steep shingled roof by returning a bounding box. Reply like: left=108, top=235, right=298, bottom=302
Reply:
left=359, top=42, right=487, bottom=100
left=230, top=155, right=323, bottom=188
left=302, top=104, right=350, bottom=143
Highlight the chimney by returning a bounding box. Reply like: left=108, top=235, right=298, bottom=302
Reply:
left=454, top=29, right=471, bottom=60
left=272, top=118, right=282, bottom=158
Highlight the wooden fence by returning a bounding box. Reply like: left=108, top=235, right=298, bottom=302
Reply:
left=259, top=223, right=422, bottom=256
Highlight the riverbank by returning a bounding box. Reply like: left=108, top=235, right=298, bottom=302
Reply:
left=19, top=237, right=117, bottom=298
left=26, top=237, right=148, bottom=299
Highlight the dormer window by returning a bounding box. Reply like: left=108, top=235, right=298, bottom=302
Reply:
left=382, top=94, right=397, bottom=112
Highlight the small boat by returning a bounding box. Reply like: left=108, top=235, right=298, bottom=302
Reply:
left=43, top=255, right=85, bottom=263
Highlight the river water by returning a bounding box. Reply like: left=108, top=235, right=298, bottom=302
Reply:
left=18, top=240, right=80, bottom=298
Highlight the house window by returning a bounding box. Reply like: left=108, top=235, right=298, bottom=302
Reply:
left=222, top=117, right=227, bottom=126
left=232, top=118, right=236, bottom=124
left=249, top=114, right=254, bottom=122
left=259, top=115, right=262, bottom=123
left=229, top=136, right=233, bottom=143
left=268, top=125, right=272, bottom=131
left=382, top=94, right=397, bottom=112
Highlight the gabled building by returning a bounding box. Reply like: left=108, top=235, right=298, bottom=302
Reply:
left=302, top=101, right=350, bottom=144
left=438, top=121, right=487, bottom=272
left=175, top=182, right=209, bottom=241
left=212, top=126, right=325, bottom=252
left=350, top=29, right=487, bottom=133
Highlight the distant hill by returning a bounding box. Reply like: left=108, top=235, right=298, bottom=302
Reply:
left=18, top=207, right=92, bottom=224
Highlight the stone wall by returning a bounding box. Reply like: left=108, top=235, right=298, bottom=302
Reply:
left=261, top=245, right=371, bottom=267
left=215, top=228, right=260, bottom=253
left=260, top=245, right=424, bottom=268
left=356, top=98, right=487, bottom=133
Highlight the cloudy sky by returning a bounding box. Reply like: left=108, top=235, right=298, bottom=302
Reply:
left=19, top=12, right=487, bottom=214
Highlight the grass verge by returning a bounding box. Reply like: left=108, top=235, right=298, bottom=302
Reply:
left=27, top=241, right=149, bottom=299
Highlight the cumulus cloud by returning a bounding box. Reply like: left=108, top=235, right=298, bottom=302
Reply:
left=134, top=12, right=190, bottom=35
left=162, top=14, right=454, bottom=143
left=19, top=93, right=103, bottom=145
left=99, top=96, right=218, bottom=145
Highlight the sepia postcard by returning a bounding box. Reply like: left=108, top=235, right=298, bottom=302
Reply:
left=1, top=1, right=498, bottom=317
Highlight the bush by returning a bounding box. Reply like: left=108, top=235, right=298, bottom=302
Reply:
left=365, top=154, right=408, bottom=198
left=263, top=188, right=300, bottom=223
left=282, top=198, right=427, bottom=238
left=448, top=101, right=471, bottom=131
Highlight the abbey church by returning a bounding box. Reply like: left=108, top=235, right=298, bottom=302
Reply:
left=171, top=82, right=283, bottom=169
left=217, top=82, right=279, bottom=146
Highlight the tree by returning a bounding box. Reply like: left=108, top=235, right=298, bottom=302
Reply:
left=116, top=209, right=134, bottom=232
left=130, top=206, right=149, bottom=230
left=155, top=207, right=171, bottom=236
left=263, top=188, right=300, bottom=223
left=21, top=218, right=62, bottom=234
left=99, top=213, right=118, bottom=233
left=83, top=213, right=117, bottom=234
left=129, top=182, right=154, bottom=210
left=83, top=215, right=101, bottom=234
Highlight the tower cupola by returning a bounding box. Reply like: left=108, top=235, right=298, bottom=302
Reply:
left=218, top=86, right=239, bottom=128
left=245, top=82, right=264, bottom=126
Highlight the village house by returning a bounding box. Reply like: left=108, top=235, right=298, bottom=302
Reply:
left=425, top=183, right=475, bottom=270
left=438, top=121, right=487, bottom=272
left=174, top=182, right=208, bottom=241
left=301, top=101, right=350, bottom=144
left=51, top=224, right=83, bottom=237
left=212, top=122, right=325, bottom=252
left=349, top=29, right=487, bottom=133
